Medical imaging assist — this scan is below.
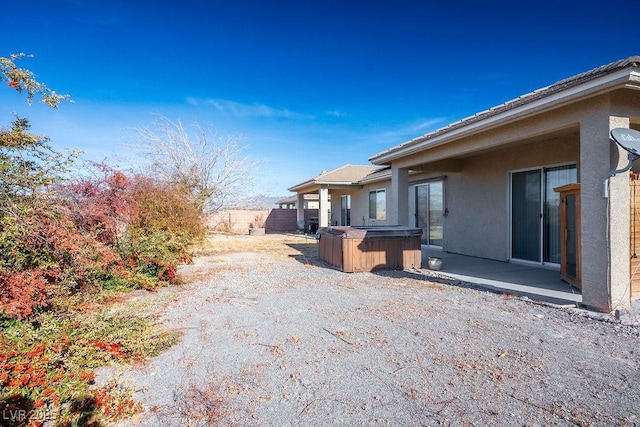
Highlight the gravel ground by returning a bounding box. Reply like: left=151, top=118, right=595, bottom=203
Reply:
left=105, top=234, right=640, bottom=426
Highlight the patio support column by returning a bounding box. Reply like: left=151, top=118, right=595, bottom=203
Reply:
left=296, top=193, right=305, bottom=223
left=390, top=166, right=409, bottom=226
left=580, top=113, right=631, bottom=311
left=318, top=186, right=330, bottom=227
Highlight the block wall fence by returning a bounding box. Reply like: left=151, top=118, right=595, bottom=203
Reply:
left=207, top=209, right=319, bottom=234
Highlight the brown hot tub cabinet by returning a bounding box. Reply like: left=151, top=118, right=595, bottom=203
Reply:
left=317, top=226, right=423, bottom=272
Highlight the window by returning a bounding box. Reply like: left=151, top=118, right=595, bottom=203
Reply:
left=369, top=189, right=386, bottom=220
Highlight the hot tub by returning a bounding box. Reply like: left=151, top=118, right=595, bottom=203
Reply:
left=317, top=226, right=422, bottom=272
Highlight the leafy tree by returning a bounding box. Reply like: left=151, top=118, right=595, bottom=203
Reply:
left=0, top=54, right=75, bottom=205
left=0, top=53, right=71, bottom=107
left=0, top=117, right=77, bottom=202
left=0, top=55, right=79, bottom=318
left=0, top=119, right=125, bottom=318
left=0, top=54, right=192, bottom=426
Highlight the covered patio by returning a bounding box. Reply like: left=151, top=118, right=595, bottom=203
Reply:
left=368, top=57, right=640, bottom=312
left=422, top=248, right=582, bottom=307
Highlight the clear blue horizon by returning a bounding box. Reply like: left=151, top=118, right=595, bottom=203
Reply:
left=2, top=0, right=639, bottom=197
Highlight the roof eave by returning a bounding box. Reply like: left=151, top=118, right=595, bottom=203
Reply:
left=288, top=180, right=361, bottom=193
left=369, top=68, right=640, bottom=165
left=288, top=179, right=316, bottom=192
left=357, top=173, right=392, bottom=185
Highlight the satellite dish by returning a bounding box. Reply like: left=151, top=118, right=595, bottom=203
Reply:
left=604, top=128, right=640, bottom=198
left=611, top=128, right=640, bottom=156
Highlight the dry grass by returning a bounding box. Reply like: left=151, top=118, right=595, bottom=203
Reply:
left=192, top=232, right=318, bottom=260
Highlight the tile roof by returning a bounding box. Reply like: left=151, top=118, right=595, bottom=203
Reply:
left=289, top=164, right=385, bottom=191
left=314, top=164, right=385, bottom=182
left=356, top=166, right=392, bottom=184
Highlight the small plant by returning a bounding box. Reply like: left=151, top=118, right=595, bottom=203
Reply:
left=91, top=378, right=143, bottom=423
left=249, top=214, right=265, bottom=229
left=0, top=310, right=179, bottom=426
left=214, top=217, right=234, bottom=233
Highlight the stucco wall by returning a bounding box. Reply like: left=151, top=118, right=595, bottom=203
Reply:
left=438, top=134, right=580, bottom=261
left=326, top=184, right=393, bottom=227
left=359, top=182, right=392, bottom=226
left=350, top=189, right=370, bottom=227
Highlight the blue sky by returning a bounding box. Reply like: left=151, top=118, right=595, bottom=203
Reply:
left=2, top=0, right=639, bottom=197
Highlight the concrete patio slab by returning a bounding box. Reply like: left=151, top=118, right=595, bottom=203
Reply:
left=422, top=248, right=582, bottom=306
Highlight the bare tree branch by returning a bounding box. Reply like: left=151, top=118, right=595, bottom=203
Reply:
left=127, top=114, right=260, bottom=213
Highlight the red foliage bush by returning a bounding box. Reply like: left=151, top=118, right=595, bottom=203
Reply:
left=1, top=157, right=204, bottom=320
left=0, top=205, right=129, bottom=318
left=61, top=166, right=202, bottom=284
left=0, top=270, right=49, bottom=319
left=60, top=163, right=134, bottom=246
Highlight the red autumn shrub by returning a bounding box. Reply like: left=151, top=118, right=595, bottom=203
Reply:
left=59, top=162, right=134, bottom=246
left=0, top=204, right=130, bottom=318
left=0, top=270, right=49, bottom=319
left=58, top=164, right=204, bottom=290
left=1, top=153, right=205, bottom=319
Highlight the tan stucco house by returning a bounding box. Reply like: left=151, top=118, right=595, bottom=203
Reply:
left=289, top=164, right=385, bottom=227
left=289, top=56, right=640, bottom=312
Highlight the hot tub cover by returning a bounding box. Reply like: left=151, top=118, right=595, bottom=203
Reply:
left=317, top=226, right=422, bottom=239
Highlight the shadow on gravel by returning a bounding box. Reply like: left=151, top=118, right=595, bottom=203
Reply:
left=284, top=242, right=501, bottom=295
left=372, top=268, right=521, bottom=298
left=284, top=240, right=546, bottom=305
left=286, top=242, right=321, bottom=267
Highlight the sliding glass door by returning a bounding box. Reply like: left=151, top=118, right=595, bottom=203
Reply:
left=415, top=181, right=444, bottom=247
left=511, top=165, right=577, bottom=264
left=340, top=195, right=351, bottom=226
left=511, top=170, right=541, bottom=261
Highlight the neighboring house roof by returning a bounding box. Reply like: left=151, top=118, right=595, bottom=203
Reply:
left=288, top=164, right=386, bottom=192
left=275, top=195, right=297, bottom=205
left=370, top=55, right=640, bottom=164
left=275, top=194, right=321, bottom=205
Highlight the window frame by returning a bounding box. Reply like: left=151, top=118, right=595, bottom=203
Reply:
left=509, top=162, right=577, bottom=266
left=340, top=195, right=351, bottom=226
left=369, top=189, right=386, bottom=220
